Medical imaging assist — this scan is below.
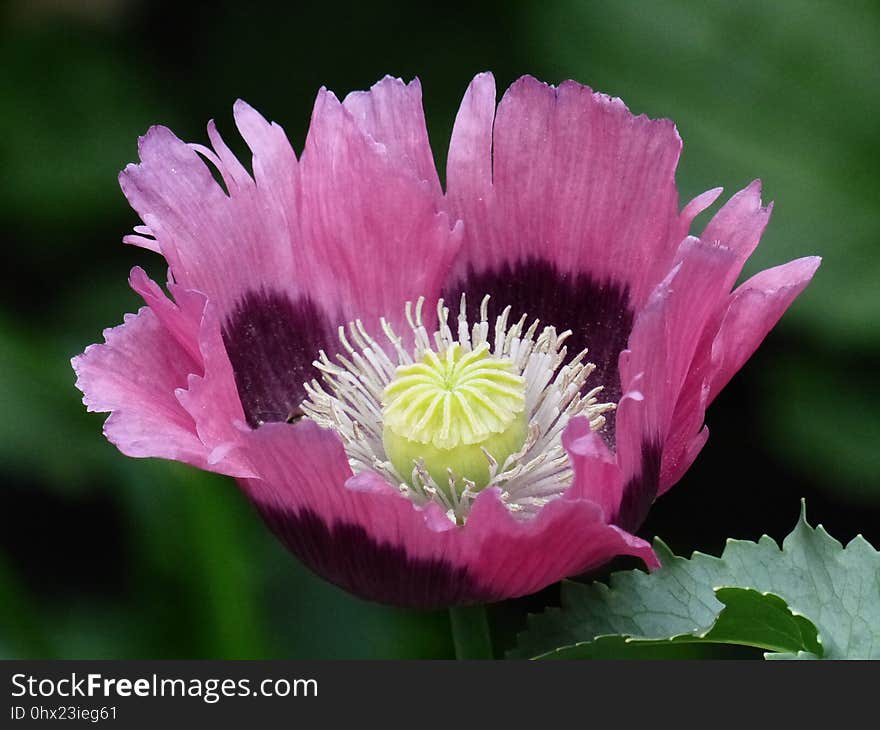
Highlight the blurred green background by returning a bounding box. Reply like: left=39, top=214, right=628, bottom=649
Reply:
left=1, top=0, right=877, bottom=659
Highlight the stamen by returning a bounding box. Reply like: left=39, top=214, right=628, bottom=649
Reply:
left=300, top=295, right=615, bottom=523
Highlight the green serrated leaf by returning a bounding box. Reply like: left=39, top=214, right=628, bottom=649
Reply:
left=537, top=587, right=821, bottom=659
left=704, top=587, right=821, bottom=655
left=513, top=503, right=880, bottom=659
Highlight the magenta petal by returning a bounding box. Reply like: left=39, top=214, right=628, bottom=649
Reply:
left=233, top=99, right=298, bottom=227
left=445, top=72, right=497, bottom=247
left=681, top=186, right=724, bottom=229
left=561, top=416, right=623, bottom=520
left=446, top=74, right=685, bottom=308
left=130, top=267, right=251, bottom=464
left=658, top=256, right=821, bottom=492
left=462, top=491, right=658, bottom=600
left=442, top=74, right=695, bottom=422
left=122, top=223, right=161, bottom=253
left=299, top=87, right=462, bottom=332
left=119, top=124, right=301, bottom=315
left=129, top=266, right=203, bottom=363
left=709, top=256, right=822, bottom=400
left=699, top=180, right=773, bottom=280
left=615, top=237, right=741, bottom=527
left=174, top=301, right=253, bottom=470
left=128, top=268, right=256, bottom=476
left=238, top=420, right=656, bottom=608
left=204, top=120, right=252, bottom=192
left=342, top=76, right=442, bottom=198
left=640, top=184, right=770, bottom=494
left=72, top=307, right=210, bottom=468
left=237, top=420, right=493, bottom=607
left=120, top=108, right=368, bottom=430
left=620, top=237, right=740, bottom=450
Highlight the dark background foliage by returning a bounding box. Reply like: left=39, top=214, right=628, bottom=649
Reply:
left=1, top=0, right=877, bottom=658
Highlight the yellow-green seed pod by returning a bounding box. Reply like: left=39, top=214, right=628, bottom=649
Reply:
left=382, top=343, right=528, bottom=493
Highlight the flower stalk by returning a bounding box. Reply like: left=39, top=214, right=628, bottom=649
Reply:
left=449, top=604, right=493, bottom=660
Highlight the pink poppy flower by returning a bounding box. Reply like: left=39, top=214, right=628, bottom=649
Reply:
left=72, top=74, right=819, bottom=608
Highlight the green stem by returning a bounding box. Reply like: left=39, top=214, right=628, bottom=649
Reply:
left=448, top=604, right=493, bottom=659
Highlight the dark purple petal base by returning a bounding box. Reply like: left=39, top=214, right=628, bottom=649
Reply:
left=254, top=505, right=497, bottom=608
left=222, top=289, right=333, bottom=427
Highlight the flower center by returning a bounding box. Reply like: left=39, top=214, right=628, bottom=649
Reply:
left=300, top=294, right=615, bottom=523
left=382, top=342, right=528, bottom=492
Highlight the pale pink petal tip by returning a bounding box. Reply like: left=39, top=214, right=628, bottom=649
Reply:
left=72, top=307, right=208, bottom=467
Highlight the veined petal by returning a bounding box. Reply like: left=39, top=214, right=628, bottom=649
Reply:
left=119, top=110, right=342, bottom=433
left=120, top=93, right=462, bottom=431
left=446, top=74, right=685, bottom=307
left=681, top=186, right=724, bottom=230
left=561, top=416, right=624, bottom=520
left=300, top=86, right=462, bottom=334
left=658, top=256, right=821, bottom=492
left=127, top=267, right=255, bottom=472
left=119, top=123, right=302, bottom=315
left=176, top=298, right=253, bottom=464
left=342, top=76, right=442, bottom=197
left=238, top=420, right=656, bottom=608
left=615, top=237, right=741, bottom=529
left=72, top=307, right=211, bottom=470
left=620, top=238, right=740, bottom=445
left=709, top=256, right=821, bottom=400
left=128, top=266, right=203, bottom=363
left=443, top=74, right=688, bottom=422
left=699, top=180, right=773, bottom=281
